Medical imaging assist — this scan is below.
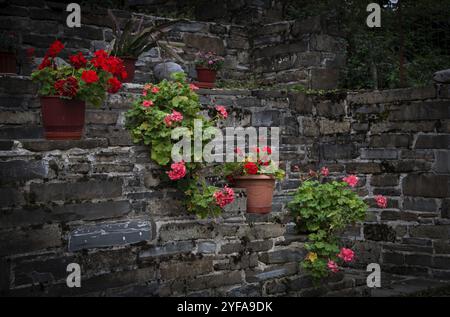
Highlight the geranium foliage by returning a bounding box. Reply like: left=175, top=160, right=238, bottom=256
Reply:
left=125, top=72, right=235, bottom=218
left=288, top=170, right=368, bottom=280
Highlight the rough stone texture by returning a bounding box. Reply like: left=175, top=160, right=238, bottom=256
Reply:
left=68, top=220, right=154, bottom=252
left=0, top=33, right=450, bottom=296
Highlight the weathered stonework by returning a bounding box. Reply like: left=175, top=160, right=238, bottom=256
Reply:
left=1, top=76, right=449, bottom=296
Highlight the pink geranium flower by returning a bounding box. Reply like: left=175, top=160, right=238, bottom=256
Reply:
left=327, top=260, right=339, bottom=273
left=375, top=195, right=388, bottom=209
left=213, top=186, right=235, bottom=208
left=343, top=175, right=359, bottom=187
left=151, top=87, right=160, bottom=94
left=164, top=110, right=184, bottom=127
left=189, top=83, right=199, bottom=91
left=338, top=248, right=355, bottom=263
left=167, top=161, right=186, bottom=181
left=321, top=167, right=329, bottom=177
left=215, top=105, right=228, bottom=119
left=142, top=100, right=153, bottom=108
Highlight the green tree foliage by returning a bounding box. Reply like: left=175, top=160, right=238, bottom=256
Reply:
left=284, top=0, right=450, bottom=89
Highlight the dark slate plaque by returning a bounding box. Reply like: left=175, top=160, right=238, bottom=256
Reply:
left=68, top=220, right=153, bottom=252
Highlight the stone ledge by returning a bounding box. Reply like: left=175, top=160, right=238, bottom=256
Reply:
left=19, top=138, right=109, bottom=152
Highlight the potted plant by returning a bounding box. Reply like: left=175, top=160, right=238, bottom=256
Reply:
left=125, top=72, right=235, bottom=218
left=108, top=10, right=182, bottom=83
left=221, top=147, right=285, bottom=214
left=287, top=168, right=369, bottom=281
left=195, top=51, right=225, bottom=88
left=31, top=40, right=125, bottom=140
left=0, top=31, right=18, bottom=74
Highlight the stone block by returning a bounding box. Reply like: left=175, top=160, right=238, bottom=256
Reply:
left=345, top=162, right=382, bottom=174
left=20, top=139, right=108, bottom=152
left=0, top=187, right=24, bottom=207
left=158, top=222, right=216, bottom=242
left=30, top=180, right=123, bottom=202
left=370, top=174, right=399, bottom=187
left=160, top=258, right=213, bottom=280
left=183, top=33, right=225, bottom=55
left=259, top=246, right=306, bottom=264
left=311, top=68, right=340, bottom=90
left=320, top=143, right=357, bottom=160
left=369, top=134, right=410, bottom=148
left=0, top=224, right=62, bottom=256
left=388, top=101, right=448, bottom=121
left=319, top=118, right=350, bottom=135
left=402, top=174, right=449, bottom=198
left=415, top=135, right=450, bottom=149
left=403, top=197, right=438, bottom=212
left=409, top=225, right=449, bottom=239
left=0, top=160, right=47, bottom=184
left=252, top=110, right=281, bottom=126
left=363, top=224, right=396, bottom=242
left=433, top=151, right=450, bottom=173
left=347, top=86, right=436, bottom=105
left=68, top=220, right=154, bottom=252
left=253, top=41, right=308, bottom=59
left=360, top=149, right=399, bottom=160
left=139, top=241, right=194, bottom=260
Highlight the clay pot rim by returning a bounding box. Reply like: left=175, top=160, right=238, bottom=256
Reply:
left=196, top=66, right=216, bottom=71
left=233, top=174, right=275, bottom=180
left=40, top=96, right=84, bottom=102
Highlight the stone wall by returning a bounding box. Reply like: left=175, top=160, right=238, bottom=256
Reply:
left=0, top=74, right=449, bottom=296
left=0, top=1, right=346, bottom=88
left=128, top=0, right=285, bottom=25
left=0, top=0, right=251, bottom=82
left=250, top=16, right=347, bottom=89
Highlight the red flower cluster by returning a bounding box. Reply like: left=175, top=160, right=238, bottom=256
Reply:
left=69, top=52, right=87, bottom=69
left=107, top=77, right=122, bottom=94
left=81, top=70, right=99, bottom=84
left=213, top=186, right=235, bottom=208
left=244, top=162, right=258, bottom=175
left=54, top=76, right=79, bottom=97
left=38, top=57, right=52, bottom=70
left=91, top=50, right=127, bottom=81
left=47, top=40, right=64, bottom=57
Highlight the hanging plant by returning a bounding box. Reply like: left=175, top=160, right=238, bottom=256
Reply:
left=125, top=72, right=235, bottom=218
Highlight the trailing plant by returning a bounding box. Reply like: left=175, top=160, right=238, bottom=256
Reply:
left=31, top=40, right=125, bottom=107
left=195, top=51, right=225, bottom=71
left=125, top=72, right=235, bottom=218
left=287, top=168, right=368, bottom=280
left=108, top=9, right=183, bottom=61
left=220, top=146, right=285, bottom=181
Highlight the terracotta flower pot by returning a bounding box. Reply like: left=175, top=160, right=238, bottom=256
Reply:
left=0, top=51, right=17, bottom=74
left=233, top=175, right=276, bottom=214
left=195, top=67, right=217, bottom=88
left=121, top=57, right=137, bottom=83
left=40, top=96, right=85, bottom=140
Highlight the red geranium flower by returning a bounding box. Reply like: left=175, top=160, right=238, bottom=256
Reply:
left=38, top=56, right=52, bottom=70
left=81, top=70, right=99, bottom=84
left=47, top=40, right=64, bottom=57
left=69, top=52, right=87, bottom=69
left=107, top=77, right=122, bottom=93
left=54, top=76, right=79, bottom=97
left=244, top=162, right=258, bottom=175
